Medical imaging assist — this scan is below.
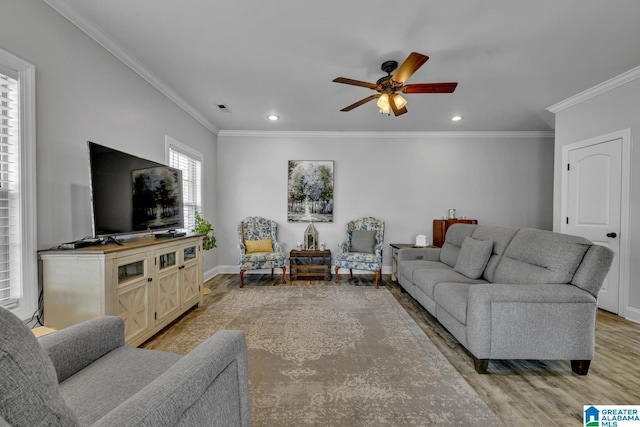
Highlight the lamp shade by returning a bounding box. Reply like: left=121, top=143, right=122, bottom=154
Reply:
left=376, top=93, right=389, bottom=109
left=393, top=94, right=407, bottom=109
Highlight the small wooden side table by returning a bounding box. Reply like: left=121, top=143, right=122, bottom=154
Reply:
left=289, top=249, right=332, bottom=281
left=389, top=243, right=436, bottom=281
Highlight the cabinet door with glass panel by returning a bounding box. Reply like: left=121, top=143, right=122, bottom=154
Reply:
left=180, top=242, right=202, bottom=309
left=155, top=247, right=181, bottom=325
left=115, top=253, right=153, bottom=344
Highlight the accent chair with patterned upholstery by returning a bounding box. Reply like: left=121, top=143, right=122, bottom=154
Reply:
left=238, top=216, right=287, bottom=288
left=334, top=217, right=385, bottom=288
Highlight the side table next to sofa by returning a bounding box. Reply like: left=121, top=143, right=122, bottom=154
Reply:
left=389, top=243, right=435, bottom=281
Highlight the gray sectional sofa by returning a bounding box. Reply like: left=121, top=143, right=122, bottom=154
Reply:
left=397, top=224, right=614, bottom=375
left=0, top=308, right=250, bottom=426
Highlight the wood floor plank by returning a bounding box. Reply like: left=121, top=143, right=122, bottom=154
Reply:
left=142, top=274, right=640, bottom=426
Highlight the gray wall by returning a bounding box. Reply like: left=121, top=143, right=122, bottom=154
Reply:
left=217, top=132, right=554, bottom=272
left=553, top=75, right=640, bottom=322
left=0, top=0, right=219, bottom=274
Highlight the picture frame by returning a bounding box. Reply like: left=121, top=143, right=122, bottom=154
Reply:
left=287, top=160, right=334, bottom=222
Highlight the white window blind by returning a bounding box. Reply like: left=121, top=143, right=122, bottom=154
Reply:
left=0, top=70, right=21, bottom=310
left=0, top=48, right=36, bottom=321
left=168, top=142, right=202, bottom=230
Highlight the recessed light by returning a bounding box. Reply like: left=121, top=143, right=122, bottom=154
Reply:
left=267, top=114, right=280, bottom=121
left=451, top=115, right=463, bottom=122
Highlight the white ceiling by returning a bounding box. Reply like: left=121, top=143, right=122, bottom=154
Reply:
left=45, top=0, right=640, bottom=133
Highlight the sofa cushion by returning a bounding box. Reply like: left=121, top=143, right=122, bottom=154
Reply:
left=453, top=237, right=494, bottom=279
left=439, top=224, right=478, bottom=267
left=398, top=259, right=452, bottom=281
left=0, top=307, right=79, bottom=427
left=414, top=269, right=486, bottom=300
left=351, top=230, right=376, bottom=253
left=469, top=226, right=520, bottom=282
left=494, top=228, right=591, bottom=284
left=433, top=282, right=474, bottom=325
left=59, top=346, right=181, bottom=426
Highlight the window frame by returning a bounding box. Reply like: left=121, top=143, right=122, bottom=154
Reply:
left=0, top=48, right=37, bottom=321
left=165, top=135, right=204, bottom=231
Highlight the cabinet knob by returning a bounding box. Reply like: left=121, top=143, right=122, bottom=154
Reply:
left=606, top=232, right=617, bottom=238
left=147, top=278, right=153, bottom=282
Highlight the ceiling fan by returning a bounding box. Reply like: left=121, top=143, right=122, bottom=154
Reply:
left=332, top=52, right=458, bottom=116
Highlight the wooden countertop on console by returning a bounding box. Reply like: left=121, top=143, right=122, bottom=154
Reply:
left=39, top=233, right=204, bottom=255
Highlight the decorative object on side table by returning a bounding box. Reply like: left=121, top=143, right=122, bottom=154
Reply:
left=415, top=234, right=429, bottom=247
left=304, top=222, right=318, bottom=250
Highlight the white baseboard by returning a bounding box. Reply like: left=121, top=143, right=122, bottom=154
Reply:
left=623, top=306, right=640, bottom=324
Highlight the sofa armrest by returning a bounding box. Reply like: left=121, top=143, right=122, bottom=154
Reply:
left=466, top=283, right=598, bottom=360
left=39, top=316, right=125, bottom=383
left=397, top=247, right=441, bottom=262
left=94, top=330, right=250, bottom=427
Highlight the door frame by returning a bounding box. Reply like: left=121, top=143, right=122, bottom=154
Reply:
left=560, top=128, right=631, bottom=318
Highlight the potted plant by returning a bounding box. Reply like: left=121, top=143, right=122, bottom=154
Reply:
left=192, top=211, right=216, bottom=250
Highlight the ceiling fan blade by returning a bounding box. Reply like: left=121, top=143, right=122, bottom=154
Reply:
left=392, top=52, right=429, bottom=84
left=332, top=77, right=377, bottom=89
left=340, top=94, right=379, bottom=112
left=389, top=97, right=408, bottom=116
left=402, top=82, right=458, bottom=94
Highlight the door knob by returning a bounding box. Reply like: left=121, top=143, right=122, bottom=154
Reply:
left=606, top=232, right=617, bottom=238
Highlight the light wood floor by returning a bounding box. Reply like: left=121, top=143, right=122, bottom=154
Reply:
left=143, top=273, right=640, bottom=427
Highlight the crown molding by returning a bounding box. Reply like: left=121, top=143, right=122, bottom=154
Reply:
left=42, top=0, right=219, bottom=135
left=547, top=65, right=640, bottom=113
left=217, top=130, right=555, bottom=139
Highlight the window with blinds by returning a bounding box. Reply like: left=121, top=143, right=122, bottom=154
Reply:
left=0, top=70, right=20, bottom=309
left=168, top=143, right=202, bottom=230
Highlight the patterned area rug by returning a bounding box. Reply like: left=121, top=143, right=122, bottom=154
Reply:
left=165, top=286, right=502, bottom=426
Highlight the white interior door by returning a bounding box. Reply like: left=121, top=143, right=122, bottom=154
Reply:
left=566, top=138, right=622, bottom=313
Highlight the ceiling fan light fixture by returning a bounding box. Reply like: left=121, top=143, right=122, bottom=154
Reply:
left=376, top=93, right=389, bottom=109
left=393, top=94, right=407, bottom=109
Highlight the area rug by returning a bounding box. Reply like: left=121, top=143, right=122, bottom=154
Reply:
left=165, top=286, right=502, bottom=426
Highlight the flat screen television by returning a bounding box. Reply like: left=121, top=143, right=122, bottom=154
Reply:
left=88, top=141, right=184, bottom=238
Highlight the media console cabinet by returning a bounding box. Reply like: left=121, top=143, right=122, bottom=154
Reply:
left=39, top=234, right=204, bottom=347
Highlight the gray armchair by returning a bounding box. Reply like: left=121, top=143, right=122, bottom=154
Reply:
left=0, top=307, right=249, bottom=426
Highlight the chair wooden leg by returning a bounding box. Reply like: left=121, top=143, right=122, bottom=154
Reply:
left=334, top=266, right=340, bottom=283
left=239, top=270, right=246, bottom=288
left=349, top=269, right=353, bottom=278
left=281, top=266, right=287, bottom=284
left=374, top=271, right=380, bottom=289
left=271, top=268, right=274, bottom=278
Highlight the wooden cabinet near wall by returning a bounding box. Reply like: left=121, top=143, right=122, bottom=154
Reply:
left=40, top=235, right=203, bottom=347
left=432, top=219, right=478, bottom=247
